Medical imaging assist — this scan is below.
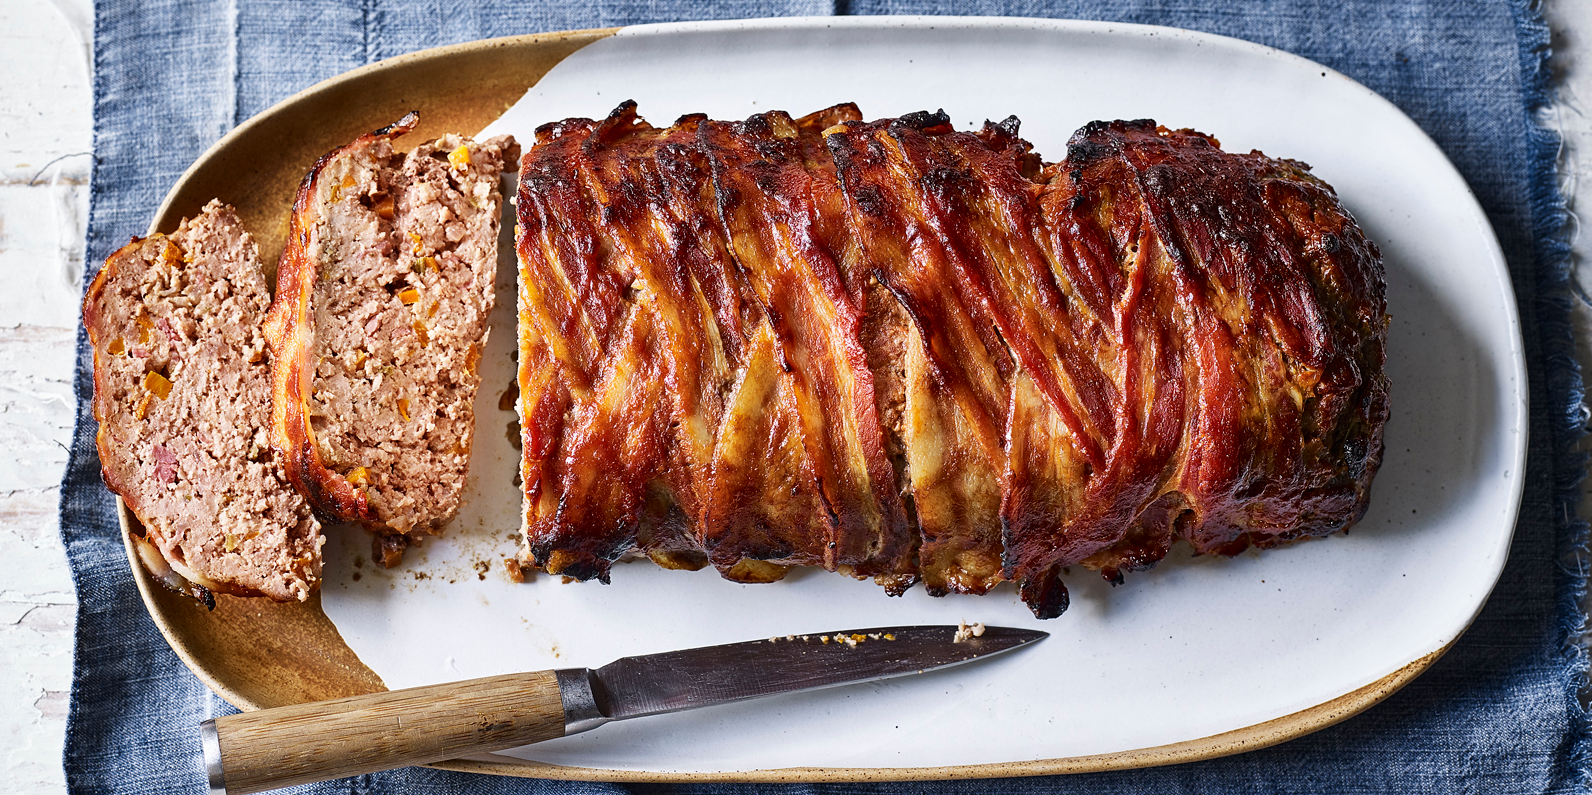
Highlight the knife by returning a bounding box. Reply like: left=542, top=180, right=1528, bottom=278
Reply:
left=200, top=623, right=1045, bottom=794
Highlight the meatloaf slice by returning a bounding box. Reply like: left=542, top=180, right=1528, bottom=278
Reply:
left=84, top=200, right=321, bottom=602
left=265, top=113, right=519, bottom=551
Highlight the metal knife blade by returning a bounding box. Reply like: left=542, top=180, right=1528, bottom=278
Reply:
left=567, top=624, right=1045, bottom=731
left=202, top=624, right=1045, bottom=794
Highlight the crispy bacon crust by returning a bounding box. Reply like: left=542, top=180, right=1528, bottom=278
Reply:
left=517, top=105, right=1388, bottom=618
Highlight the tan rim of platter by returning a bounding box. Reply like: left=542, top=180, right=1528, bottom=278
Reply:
left=127, top=26, right=1458, bottom=782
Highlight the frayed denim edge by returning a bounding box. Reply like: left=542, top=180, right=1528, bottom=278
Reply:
left=1509, top=0, right=1592, bottom=789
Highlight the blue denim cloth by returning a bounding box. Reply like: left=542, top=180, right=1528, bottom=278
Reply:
left=66, top=1, right=1589, bottom=792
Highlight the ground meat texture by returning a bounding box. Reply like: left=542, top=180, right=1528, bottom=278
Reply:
left=83, top=200, right=322, bottom=602
left=265, top=113, right=519, bottom=546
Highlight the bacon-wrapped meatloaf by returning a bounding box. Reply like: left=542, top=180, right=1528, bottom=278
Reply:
left=265, top=113, right=518, bottom=564
left=516, top=103, right=1388, bottom=618
left=85, top=200, right=321, bottom=603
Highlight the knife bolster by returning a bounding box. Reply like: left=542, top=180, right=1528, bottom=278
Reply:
left=201, top=718, right=224, bottom=795
left=555, top=668, right=611, bottom=736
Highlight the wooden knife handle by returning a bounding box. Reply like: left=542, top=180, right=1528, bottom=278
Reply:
left=203, top=670, right=566, bottom=794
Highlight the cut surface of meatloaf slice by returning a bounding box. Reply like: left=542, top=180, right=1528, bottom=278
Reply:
left=265, top=113, right=519, bottom=555
left=516, top=103, right=1389, bottom=618
left=84, top=200, right=321, bottom=602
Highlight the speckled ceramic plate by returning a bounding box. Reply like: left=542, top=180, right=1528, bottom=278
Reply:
left=124, top=16, right=1525, bottom=781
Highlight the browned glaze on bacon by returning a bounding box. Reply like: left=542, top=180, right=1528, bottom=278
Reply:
left=516, top=105, right=1388, bottom=618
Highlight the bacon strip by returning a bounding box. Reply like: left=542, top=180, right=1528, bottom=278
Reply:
left=699, top=108, right=912, bottom=584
